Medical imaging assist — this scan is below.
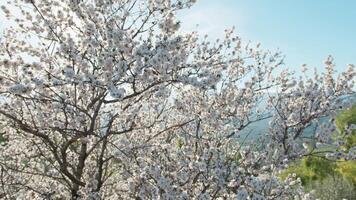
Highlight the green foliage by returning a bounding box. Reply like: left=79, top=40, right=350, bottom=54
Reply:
left=335, top=105, right=356, bottom=133
left=335, top=105, right=356, bottom=150
left=336, top=160, right=356, bottom=185
left=280, top=157, right=356, bottom=200
left=279, top=156, right=337, bottom=185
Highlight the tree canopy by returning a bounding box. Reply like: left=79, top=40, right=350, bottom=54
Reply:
left=0, top=0, right=354, bottom=199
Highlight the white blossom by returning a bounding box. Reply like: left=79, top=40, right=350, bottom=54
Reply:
left=0, top=0, right=353, bottom=199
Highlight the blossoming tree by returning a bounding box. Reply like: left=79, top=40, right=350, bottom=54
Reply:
left=0, top=0, right=354, bottom=199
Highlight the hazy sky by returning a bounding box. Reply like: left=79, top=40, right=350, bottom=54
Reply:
left=178, top=0, right=356, bottom=73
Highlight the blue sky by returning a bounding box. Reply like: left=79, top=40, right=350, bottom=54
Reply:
left=178, top=0, right=356, bottom=73
left=1, top=1, right=355, bottom=73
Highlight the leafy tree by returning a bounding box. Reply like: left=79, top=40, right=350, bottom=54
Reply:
left=0, top=0, right=354, bottom=199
